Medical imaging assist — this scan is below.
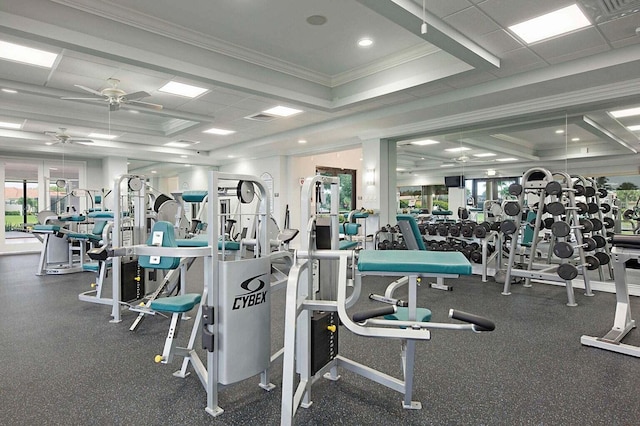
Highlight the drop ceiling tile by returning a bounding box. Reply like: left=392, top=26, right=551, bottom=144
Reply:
left=611, top=36, right=640, bottom=48
left=444, top=70, right=497, bottom=89
left=598, top=14, right=640, bottom=43
left=109, top=69, right=171, bottom=92
left=545, top=43, right=610, bottom=65
left=425, top=0, right=474, bottom=18
left=45, top=71, right=109, bottom=92
left=476, top=29, right=522, bottom=55
left=487, top=47, right=546, bottom=77
left=528, top=28, right=608, bottom=62
left=54, top=56, right=119, bottom=81
left=0, top=61, right=51, bottom=85
left=444, top=6, right=501, bottom=37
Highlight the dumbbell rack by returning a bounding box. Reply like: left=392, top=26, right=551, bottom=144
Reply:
left=575, top=176, right=614, bottom=280
left=502, top=168, right=593, bottom=306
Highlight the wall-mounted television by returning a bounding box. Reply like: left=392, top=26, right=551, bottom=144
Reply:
left=444, top=175, right=465, bottom=188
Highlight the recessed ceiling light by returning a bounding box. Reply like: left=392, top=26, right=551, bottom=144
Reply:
left=0, top=40, right=58, bottom=68
left=88, top=133, right=117, bottom=140
left=151, top=170, right=157, bottom=174
left=129, top=110, right=139, bottom=114
left=410, top=139, right=439, bottom=146
left=203, top=127, right=235, bottom=135
left=396, top=167, right=406, bottom=171
left=445, top=147, right=470, bottom=152
left=487, top=169, right=497, bottom=176
left=180, top=155, right=188, bottom=158
left=440, top=164, right=455, bottom=167
left=496, top=157, right=518, bottom=162
left=0, top=121, right=22, bottom=129
left=628, top=124, right=640, bottom=131
left=298, top=139, right=307, bottom=144
left=263, top=106, right=303, bottom=117
left=555, top=129, right=564, bottom=134
left=184, top=164, right=191, bottom=167
left=45, top=142, right=54, bottom=146
left=49, top=167, right=58, bottom=170
left=571, top=137, right=580, bottom=142
left=159, top=81, right=208, bottom=98
left=421, top=157, right=425, bottom=160
left=473, top=153, right=496, bottom=157
left=306, top=15, right=327, bottom=26
left=1, top=88, right=17, bottom=94
left=358, top=38, right=373, bottom=47
left=227, top=155, right=235, bottom=158
left=508, top=4, right=591, bottom=44
left=610, top=107, right=640, bottom=118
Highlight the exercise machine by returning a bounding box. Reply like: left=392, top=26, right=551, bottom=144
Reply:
left=581, top=234, right=639, bottom=357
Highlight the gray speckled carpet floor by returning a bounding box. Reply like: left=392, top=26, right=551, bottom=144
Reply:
left=1, top=253, right=639, bottom=425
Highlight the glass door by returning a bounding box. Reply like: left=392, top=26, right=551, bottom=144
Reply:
left=3, top=162, right=39, bottom=243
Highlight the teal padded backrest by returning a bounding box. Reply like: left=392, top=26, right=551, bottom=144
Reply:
left=92, top=220, right=107, bottom=236
left=396, top=214, right=426, bottom=251
left=522, top=211, right=536, bottom=246
left=138, top=221, right=181, bottom=269
left=339, top=222, right=360, bottom=235
left=182, top=190, right=208, bottom=203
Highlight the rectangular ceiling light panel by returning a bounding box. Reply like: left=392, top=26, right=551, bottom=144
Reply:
left=509, top=4, right=591, bottom=44
left=0, top=121, right=22, bottom=129
left=203, top=127, right=235, bottom=135
left=410, top=139, right=439, bottom=146
left=610, top=107, right=640, bottom=118
left=159, top=81, right=208, bottom=98
left=445, top=147, right=471, bottom=152
left=88, top=133, right=117, bottom=139
left=0, top=41, right=58, bottom=68
left=262, top=106, right=303, bottom=117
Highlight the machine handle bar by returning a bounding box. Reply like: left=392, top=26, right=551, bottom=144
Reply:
left=449, top=309, right=495, bottom=332
left=353, top=305, right=397, bottom=323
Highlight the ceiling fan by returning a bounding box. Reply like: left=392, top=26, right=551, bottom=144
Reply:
left=44, top=128, right=93, bottom=145
left=61, top=78, right=163, bottom=111
left=452, top=154, right=490, bottom=164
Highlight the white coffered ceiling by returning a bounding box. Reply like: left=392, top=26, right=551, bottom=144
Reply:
left=0, top=0, right=639, bottom=179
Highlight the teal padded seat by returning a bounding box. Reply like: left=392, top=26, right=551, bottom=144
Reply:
left=384, top=307, right=432, bottom=322
left=182, top=190, right=208, bottom=203
left=358, top=249, right=472, bottom=275
left=60, top=214, right=86, bottom=222
left=82, top=263, right=101, bottom=272
left=87, top=211, right=114, bottom=219
left=432, top=210, right=452, bottom=216
left=339, top=223, right=360, bottom=235
left=150, top=293, right=202, bottom=313
left=176, top=235, right=209, bottom=247
left=139, top=221, right=181, bottom=270
left=218, top=239, right=240, bottom=251
left=33, top=224, right=60, bottom=233
left=339, top=240, right=359, bottom=250
left=67, top=220, right=108, bottom=243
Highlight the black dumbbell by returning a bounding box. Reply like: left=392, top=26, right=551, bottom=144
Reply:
left=490, top=222, right=501, bottom=231
left=500, top=220, right=518, bottom=235
left=546, top=201, right=588, bottom=216
left=591, top=235, right=608, bottom=249
left=474, top=222, right=491, bottom=238
left=470, top=250, right=483, bottom=263
left=587, top=202, right=612, bottom=215
left=597, top=188, right=608, bottom=198
left=553, top=238, right=598, bottom=258
left=584, top=186, right=596, bottom=198
left=427, top=224, right=437, bottom=235
left=603, top=217, right=615, bottom=229
left=589, top=218, right=603, bottom=232
left=461, top=223, right=475, bottom=238
left=449, top=224, right=461, bottom=237
left=550, top=220, right=593, bottom=237
left=503, top=201, right=521, bottom=217
left=556, top=255, right=600, bottom=280
left=546, top=181, right=585, bottom=196
left=594, top=251, right=610, bottom=265
left=543, top=217, right=556, bottom=229
left=508, top=183, right=523, bottom=196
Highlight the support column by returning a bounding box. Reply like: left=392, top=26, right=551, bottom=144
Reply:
left=102, top=156, right=128, bottom=210
left=362, top=139, right=396, bottom=227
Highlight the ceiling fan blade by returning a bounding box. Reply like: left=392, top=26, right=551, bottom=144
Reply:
left=123, top=91, right=150, bottom=101
left=127, top=99, right=163, bottom=110
left=74, top=84, right=104, bottom=96
left=61, top=96, right=105, bottom=101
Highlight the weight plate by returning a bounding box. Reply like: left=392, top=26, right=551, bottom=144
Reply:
left=546, top=202, right=565, bottom=216
left=576, top=202, right=589, bottom=214
left=597, top=188, right=608, bottom=198
left=128, top=177, right=143, bottom=191
left=500, top=220, right=518, bottom=235
left=587, top=203, right=599, bottom=215
left=550, top=221, right=571, bottom=237
left=237, top=180, right=255, bottom=203
left=504, top=201, right=521, bottom=217
left=574, top=184, right=585, bottom=196
left=557, top=263, right=579, bottom=280
left=584, top=186, right=596, bottom=197
left=583, top=237, right=597, bottom=252
left=508, top=183, right=523, bottom=196
left=544, top=217, right=556, bottom=229
left=603, top=217, right=615, bottom=229
left=590, top=218, right=603, bottom=232
left=601, top=203, right=611, bottom=214
left=580, top=218, right=593, bottom=233
left=545, top=181, right=563, bottom=195
left=594, top=251, right=610, bottom=265
left=585, top=255, right=600, bottom=270
left=592, top=235, right=607, bottom=249
left=553, top=242, right=574, bottom=259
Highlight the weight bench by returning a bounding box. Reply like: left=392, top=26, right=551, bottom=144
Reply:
left=581, top=234, right=639, bottom=357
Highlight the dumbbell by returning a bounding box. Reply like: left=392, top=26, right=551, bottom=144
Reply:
left=556, top=255, right=600, bottom=280
left=427, top=224, right=437, bottom=235
left=398, top=240, right=407, bottom=250
left=594, top=251, right=610, bottom=265
left=503, top=201, right=521, bottom=217
left=545, top=181, right=585, bottom=196
left=543, top=217, right=555, bottom=229
left=623, top=209, right=635, bottom=220
left=553, top=238, right=598, bottom=258
left=587, top=202, right=611, bottom=214
left=550, top=220, right=593, bottom=238
left=436, top=223, right=449, bottom=236
left=470, top=250, right=483, bottom=263
left=603, top=217, right=615, bottom=229
left=474, top=222, right=491, bottom=238
left=468, top=242, right=480, bottom=251
left=546, top=201, right=588, bottom=216
left=591, top=235, right=609, bottom=249
left=584, top=186, right=596, bottom=198
left=418, top=224, right=426, bottom=235
left=500, top=220, right=518, bottom=235
left=589, top=218, right=603, bottom=232
left=461, top=223, right=475, bottom=238
left=490, top=222, right=501, bottom=232
left=508, top=183, right=523, bottom=196
left=449, top=223, right=461, bottom=237
left=597, top=188, right=608, bottom=198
